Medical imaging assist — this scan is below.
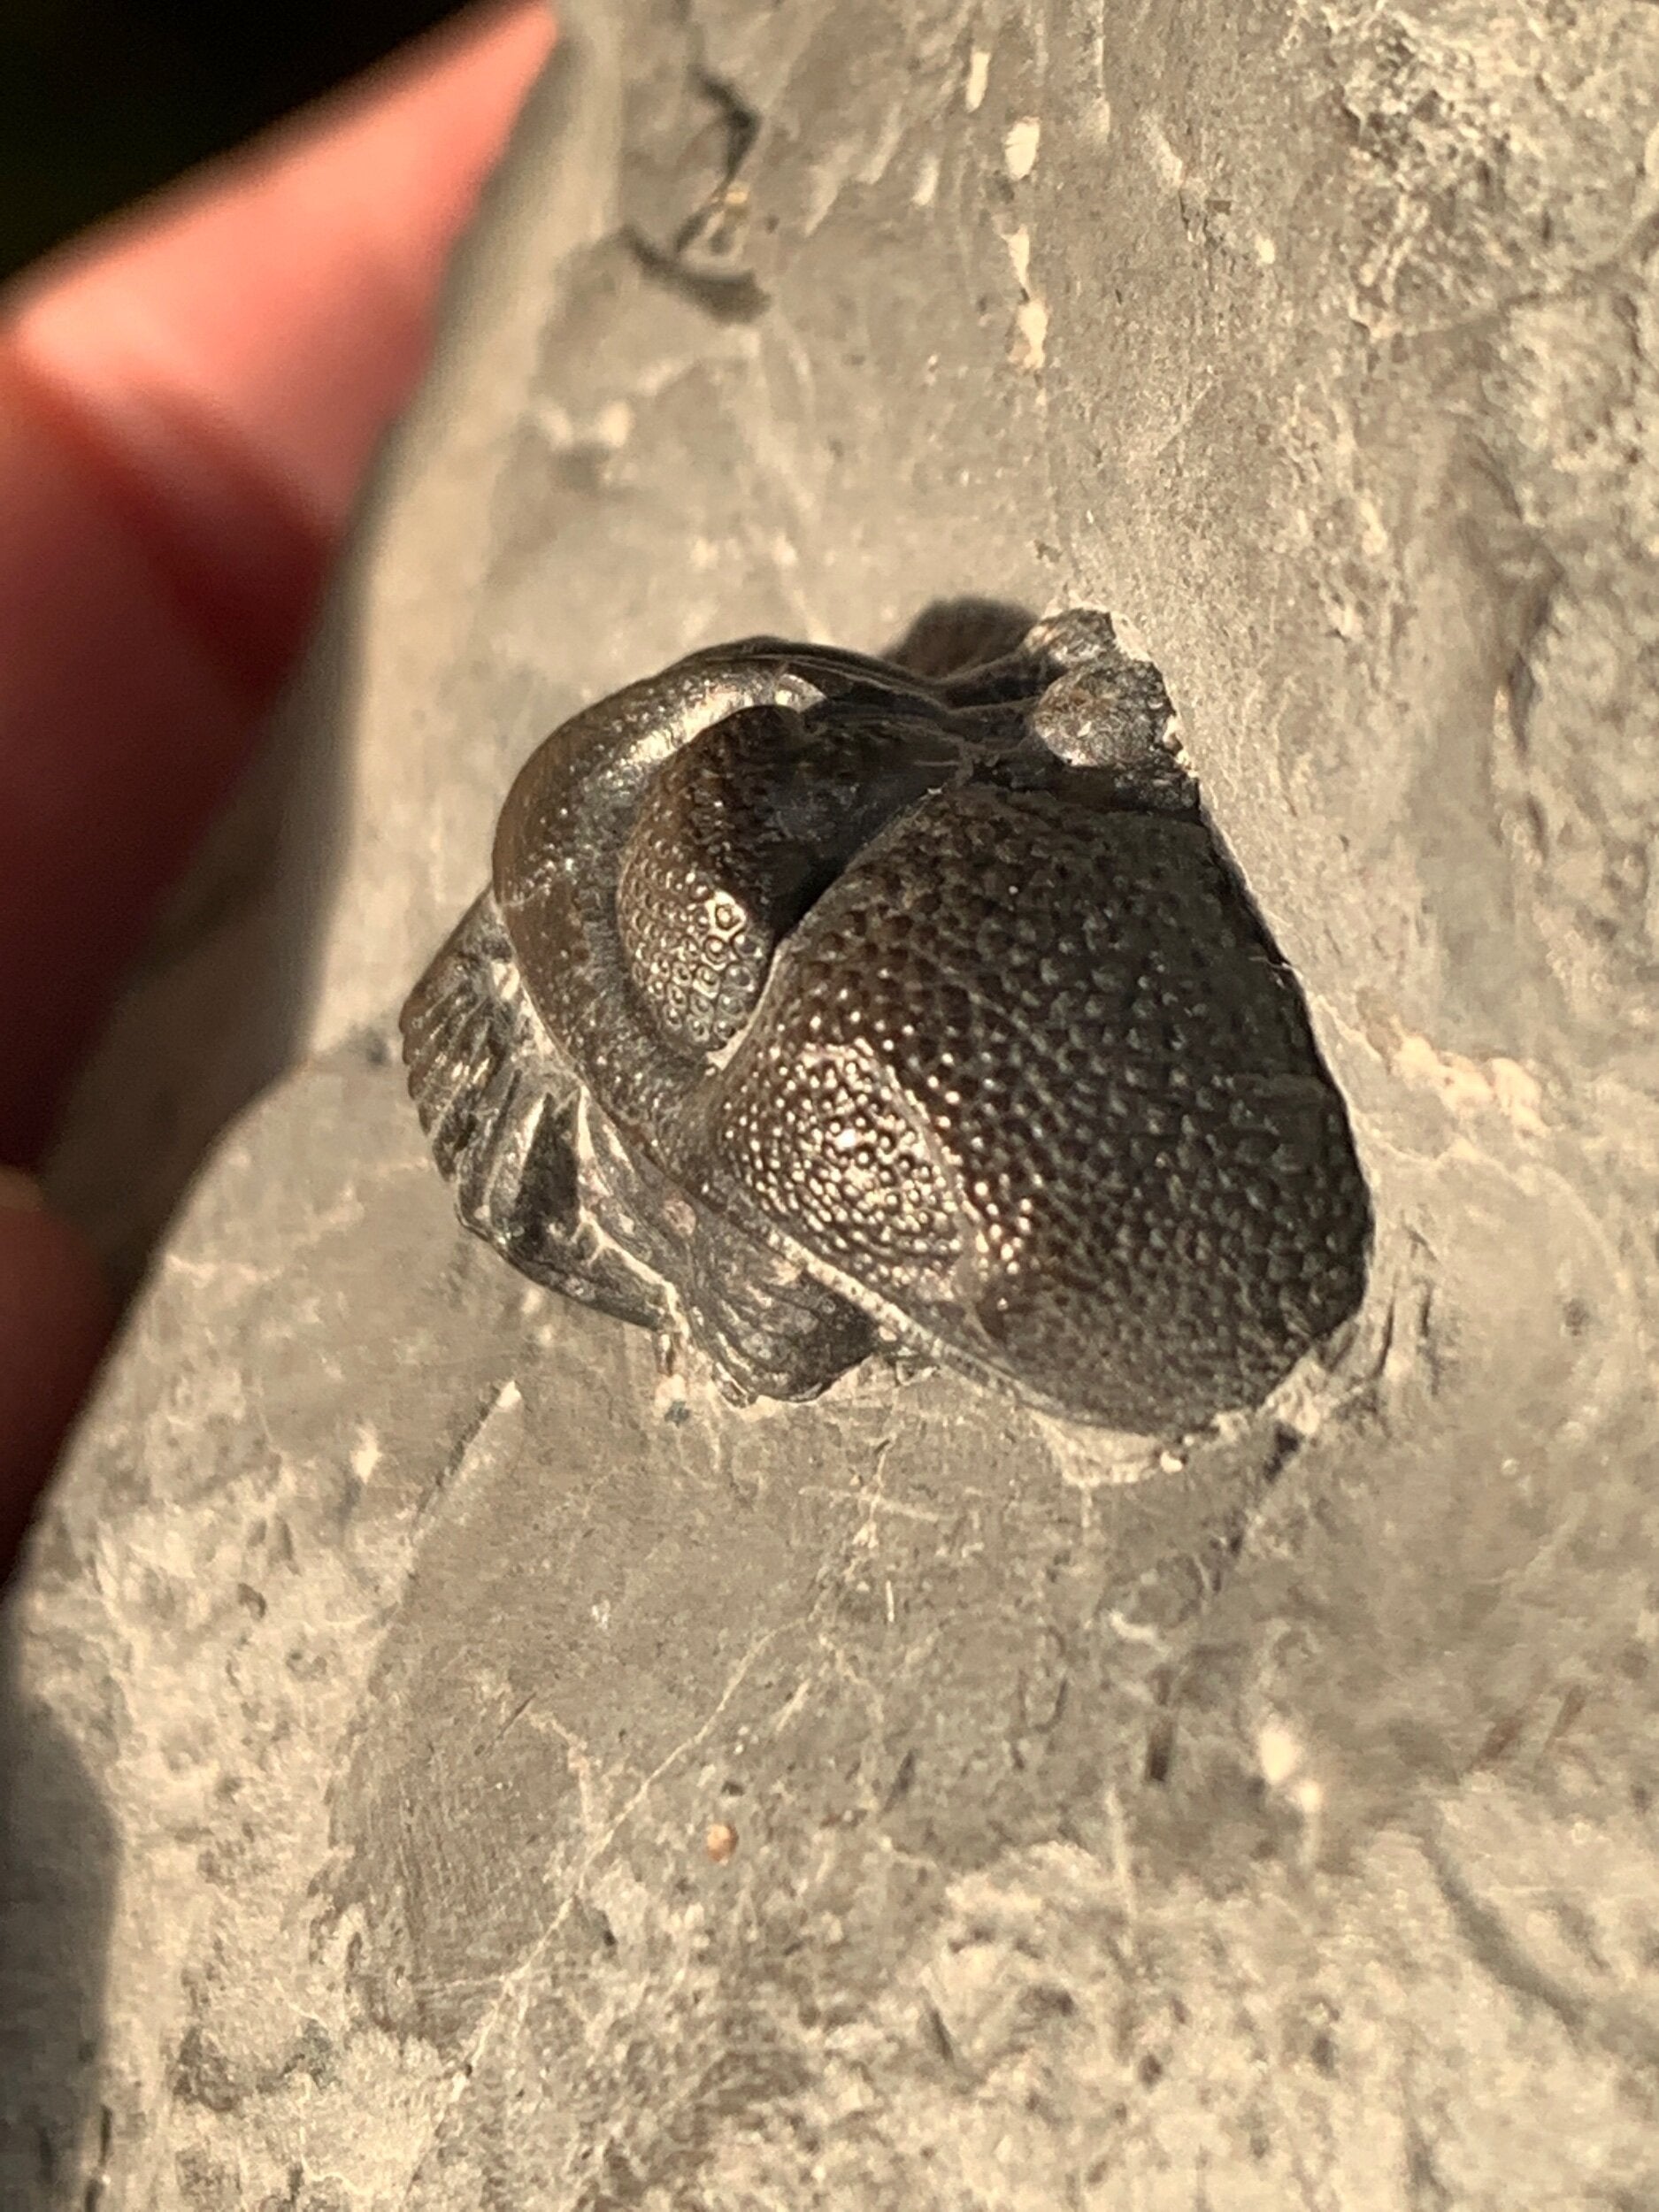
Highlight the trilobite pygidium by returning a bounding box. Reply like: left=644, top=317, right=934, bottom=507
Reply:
left=402, top=611, right=1370, bottom=1432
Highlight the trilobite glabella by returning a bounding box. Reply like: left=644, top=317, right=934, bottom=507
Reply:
left=400, top=610, right=1371, bottom=1432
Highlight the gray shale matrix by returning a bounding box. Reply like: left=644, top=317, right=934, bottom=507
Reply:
left=6, top=2, right=1659, bottom=2207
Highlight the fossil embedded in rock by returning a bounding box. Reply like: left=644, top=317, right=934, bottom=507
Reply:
left=400, top=611, right=1371, bottom=1432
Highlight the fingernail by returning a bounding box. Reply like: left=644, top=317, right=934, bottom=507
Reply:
left=0, top=1168, right=45, bottom=1211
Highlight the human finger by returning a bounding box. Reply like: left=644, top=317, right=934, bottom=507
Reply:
left=0, top=0, right=555, bottom=1164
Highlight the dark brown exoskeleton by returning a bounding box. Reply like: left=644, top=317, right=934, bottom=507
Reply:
left=401, top=611, right=1370, bottom=1432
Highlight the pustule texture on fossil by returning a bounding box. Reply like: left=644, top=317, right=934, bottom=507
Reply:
left=401, top=608, right=1371, bottom=1433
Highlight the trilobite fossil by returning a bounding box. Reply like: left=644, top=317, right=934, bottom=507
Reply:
left=401, top=609, right=1370, bottom=1432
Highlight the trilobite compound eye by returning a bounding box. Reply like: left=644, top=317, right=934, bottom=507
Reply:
left=615, top=705, right=827, bottom=1056
left=614, top=702, right=965, bottom=1057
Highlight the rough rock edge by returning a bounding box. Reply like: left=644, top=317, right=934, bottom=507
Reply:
left=6, top=0, right=1659, bottom=2205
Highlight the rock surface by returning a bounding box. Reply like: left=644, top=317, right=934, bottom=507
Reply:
left=8, top=0, right=1659, bottom=2205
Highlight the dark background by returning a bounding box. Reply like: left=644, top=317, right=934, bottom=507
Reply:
left=0, top=0, right=474, bottom=281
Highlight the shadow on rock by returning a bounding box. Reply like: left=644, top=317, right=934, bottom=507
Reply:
left=0, top=1617, right=116, bottom=2208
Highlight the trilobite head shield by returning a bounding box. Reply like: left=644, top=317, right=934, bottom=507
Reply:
left=401, top=610, right=1371, bottom=1432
